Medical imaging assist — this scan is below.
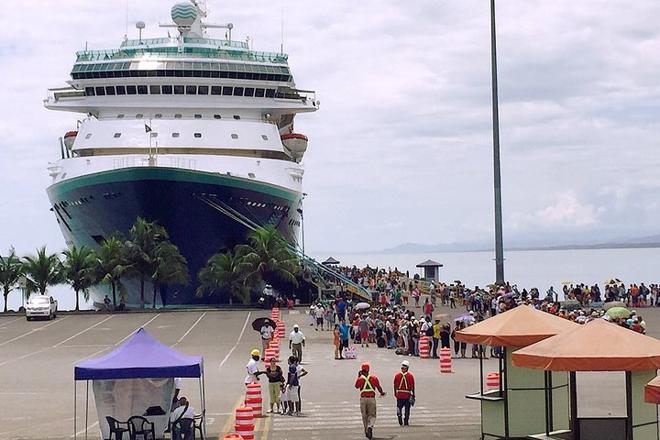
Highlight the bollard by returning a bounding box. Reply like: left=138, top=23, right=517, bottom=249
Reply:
left=276, top=320, right=285, bottom=339
left=263, top=348, right=278, bottom=363
left=419, top=336, right=430, bottom=359
left=223, top=434, right=244, bottom=440
left=246, top=397, right=263, bottom=418
left=486, top=372, right=500, bottom=390
left=245, top=383, right=263, bottom=418
left=439, top=347, right=453, bottom=373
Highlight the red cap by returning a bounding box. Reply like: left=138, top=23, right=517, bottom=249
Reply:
left=361, top=362, right=370, bottom=371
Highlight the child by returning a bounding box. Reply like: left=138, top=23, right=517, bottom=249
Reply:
left=280, top=383, right=289, bottom=415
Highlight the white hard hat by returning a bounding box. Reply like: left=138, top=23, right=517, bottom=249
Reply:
left=293, top=324, right=299, bottom=329
left=401, top=360, right=410, bottom=368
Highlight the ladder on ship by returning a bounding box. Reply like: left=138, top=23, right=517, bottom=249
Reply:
left=195, top=193, right=372, bottom=302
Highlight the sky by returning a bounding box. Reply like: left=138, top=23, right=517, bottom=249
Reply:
left=1, top=0, right=660, bottom=256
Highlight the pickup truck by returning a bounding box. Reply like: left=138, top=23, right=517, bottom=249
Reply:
left=25, top=295, right=58, bottom=320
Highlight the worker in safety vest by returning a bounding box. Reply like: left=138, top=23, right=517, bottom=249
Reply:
left=393, top=360, right=416, bottom=426
left=354, top=362, right=386, bottom=439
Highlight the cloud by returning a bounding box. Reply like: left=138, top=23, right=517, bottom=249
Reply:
left=1, top=0, right=659, bottom=255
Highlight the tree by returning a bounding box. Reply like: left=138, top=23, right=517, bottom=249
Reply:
left=94, top=236, right=129, bottom=308
left=196, top=250, right=250, bottom=304
left=151, top=242, right=189, bottom=308
left=125, top=218, right=168, bottom=308
left=22, top=246, right=63, bottom=298
left=62, top=245, right=96, bottom=311
left=236, top=225, right=299, bottom=288
left=0, top=248, right=23, bottom=313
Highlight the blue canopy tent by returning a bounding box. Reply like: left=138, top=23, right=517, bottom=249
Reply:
left=74, top=328, right=205, bottom=439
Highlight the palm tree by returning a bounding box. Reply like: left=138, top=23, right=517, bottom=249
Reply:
left=22, top=246, right=63, bottom=297
left=236, top=225, right=299, bottom=288
left=197, top=250, right=250, bottom=304
left=151, top=241, right=189, bottom=308
left=125, top=218, right=168, bottom=308
left=94, top=236, right=129, bottom=308
left=0, top=248, right=23, bottom=312
left=62, top=245, right=96, bottom=311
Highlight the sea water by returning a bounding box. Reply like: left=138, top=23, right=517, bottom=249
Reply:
left=5, top=247, right=659, bottom=311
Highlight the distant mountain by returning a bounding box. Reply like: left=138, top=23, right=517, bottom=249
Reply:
left=377, top=235, right=660, bottom=254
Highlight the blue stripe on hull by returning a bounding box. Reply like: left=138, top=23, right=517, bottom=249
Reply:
left=47, top=168, right=301, bottom=306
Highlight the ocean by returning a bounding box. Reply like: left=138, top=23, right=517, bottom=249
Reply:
left=6, top=247, right=660, bottom=311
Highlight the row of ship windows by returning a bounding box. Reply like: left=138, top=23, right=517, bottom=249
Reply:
left=85, top=85, right=277, bottom=98
left=72, top=61, right=289, bottom=75
left=115, top=113, right=242, bottom=120
left=72, top=70, right=290, bottom=83
left=85, top=131, right=269, bottom=141
left=240, top=198, right=290, bottom=213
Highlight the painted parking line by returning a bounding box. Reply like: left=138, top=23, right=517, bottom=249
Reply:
left=0, top=316, right=70, bottom=347
left=71, top=314, right=162, bottom=364
left=53, top=315, right=115, bottom=348
left=219, top=311, right=251, bottom=371
left=174, top=312, right=207, bottom=346
left=0, top=316, right=26, bottom=327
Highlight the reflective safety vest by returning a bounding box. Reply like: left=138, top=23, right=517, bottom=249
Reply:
left=396, top=372, right=412, bottom=395
left=360, top=374, right=375, bottom=393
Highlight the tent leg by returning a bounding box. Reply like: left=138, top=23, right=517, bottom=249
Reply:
left=85, top=381, right=89, bottom=440
left=544, top=371, right=550, bottom=436
left=201, top=373, right=207, bottom=438
left=503, top=347, right=509, bottom=438
left=570, top=372, right=579, bottom=440
left=479, top=346, right=484, bottom=396
left=626, top=371, right=633, bottom=440
left=74, top=381, right=77, bottom=440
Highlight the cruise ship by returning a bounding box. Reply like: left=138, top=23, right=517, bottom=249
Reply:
left=44, top=1, right=318, bottom=306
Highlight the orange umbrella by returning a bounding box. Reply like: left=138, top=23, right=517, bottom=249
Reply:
left=454, top=305, right=579, bottom=347
left=513, top=319, right=660, bottom=371
left=645, top=376, right=660, bottom=404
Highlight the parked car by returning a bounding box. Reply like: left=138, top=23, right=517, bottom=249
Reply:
left=25, top=295, right=58, bottom=320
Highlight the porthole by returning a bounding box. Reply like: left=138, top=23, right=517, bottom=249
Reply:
left=194, top=114, right=202, bottom=119
left=231, top=134, right=238, bottom=139
left=213, top=114, right=221, bottom=119
left=172, top=132, right=180, bottom=138
left=85, top=133, right=92, bottom=139
left=248, top=173, right=255, bottom=178
left=113, top=133, right=121, bottom=138
left=174, top=114, right=182, bottom=119
left=117, top=114, right=124, bottom=119
left=261, top=135, right=268, bottom=141
left=136, top=113, right=143, bottom=119
left=194, top=133, right=202, bottom=138
left=233, top=115, right=241, bottom=120
left=155, top=113, right=162, bottom=119
left=150, top=132, right=158, bottom=138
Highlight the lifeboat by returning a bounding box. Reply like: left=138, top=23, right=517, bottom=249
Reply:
left=63, top=130, right=78, bottom=150
left=281, top=133, right=308, bottom=161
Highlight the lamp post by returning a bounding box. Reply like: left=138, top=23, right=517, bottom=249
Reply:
left=490, top=0, right=505, bottom=285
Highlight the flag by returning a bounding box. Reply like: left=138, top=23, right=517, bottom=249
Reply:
left=144, top=124, right=152, bottom=133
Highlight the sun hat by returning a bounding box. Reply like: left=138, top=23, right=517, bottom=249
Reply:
left=401, top=360, right=410, bottom=367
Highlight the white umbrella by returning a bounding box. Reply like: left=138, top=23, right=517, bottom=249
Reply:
left=355, top=302, right=370, bottom=310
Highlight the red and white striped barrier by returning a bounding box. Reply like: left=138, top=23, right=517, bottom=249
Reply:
left=234, top=423, right=254, bottom=440
left=439, top=348, right=453, bottom=373
left=486, top=372, right=500, bottom=390
left=419, top=336, right=430, bottom=359
left=245, top=383, right=263, bottom=418
left=223, top=433, right=244, bottom=440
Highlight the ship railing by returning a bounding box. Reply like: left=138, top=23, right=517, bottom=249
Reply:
left=75, top=47, right=288, bottom=64
left=112, top=156, right=197, bottom=171
left=120, top=37, right=249, bottom=50
left=275, top=88, right=316, bottom=104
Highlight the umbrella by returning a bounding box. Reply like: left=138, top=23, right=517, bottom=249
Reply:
left=561, top=280, right=574, bottom=286
left=455, top=313, right=475, bottom=323
left=605, top=278, right=622, bottom=285
left=603, top=301, right=626, bottom=311
left=605, top=307, right=631, bottom=320
left=355, top=302, right=370, bottom=310
left=252, top=317, right=277, bottom=331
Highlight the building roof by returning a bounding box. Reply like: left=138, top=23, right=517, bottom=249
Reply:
left=322, top=257, right=340, bottom=265
left=455, top=305, right=579, bottom=347
left=512, top=319, right=660, bottom=372
left=415, top=259, right=443, bottom=268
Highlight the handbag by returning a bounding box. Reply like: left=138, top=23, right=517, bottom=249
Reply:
left=409, top=395, right=415, bottom=407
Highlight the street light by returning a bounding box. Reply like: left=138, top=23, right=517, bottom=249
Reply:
left=490, top=0, right=505, bottom=285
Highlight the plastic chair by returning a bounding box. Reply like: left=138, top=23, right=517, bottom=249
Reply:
left=171, top=418, right=195, bottom=440
left=193, top=411, right=205, bottom=440
left=127, top=416, right=155, bottom=440
left=105, top=416, right=129, bottom=440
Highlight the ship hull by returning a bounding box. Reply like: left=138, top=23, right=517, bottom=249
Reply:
left=47, top=166, right=301, bottom=306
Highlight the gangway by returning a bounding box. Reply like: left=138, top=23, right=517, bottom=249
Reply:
left=195, top=194, right=372, bottom=302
